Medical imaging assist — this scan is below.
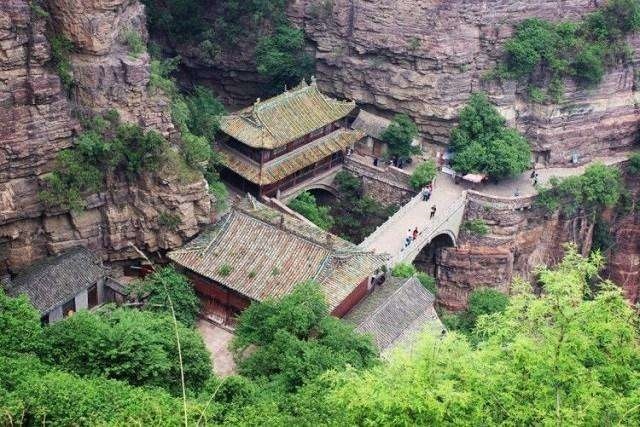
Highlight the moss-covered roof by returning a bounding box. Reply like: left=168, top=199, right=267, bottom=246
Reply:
left=219, top=128, right=363, bottom=185
left=168, top=197, right=387, bottom=310
left=219, top=79, right=356, bottom=149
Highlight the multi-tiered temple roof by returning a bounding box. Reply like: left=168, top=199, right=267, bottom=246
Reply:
left=219, top=79, right=357, bottom=149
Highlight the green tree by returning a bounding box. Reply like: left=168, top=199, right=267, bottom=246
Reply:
left=184, top=85, right=225, bottom=141
left=0, top=289, right=43, bottom=356
left=329, top=247, right=640, bottom=425
left=233, top=282, right=378, bottom=392
left=127, top=266, right=200, bottom=326
left=40, top=308, right=211, bottom=395
left=409, top=160, right=437, bottom=190
left=256, top=24, right=314, bottom=92
left=288, top=191, right=334, bottom=230
left=450, top=93, right=531, bottom=179
left=380, top=113, right=420, bottom=160
left=628, top=152, right=640, bottom=175
left=537, top=163, right=623, bottom=217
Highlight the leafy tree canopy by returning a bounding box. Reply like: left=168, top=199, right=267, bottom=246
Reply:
left=409, top=160, right=437, bottom=190
left=537, top=163, right=623, bottom=217
left=450, top=93, right=531, bottom=179
left=232, top=282, right=378, bottom=392
left=39, top=307, right=211, bottom=395
left=380, top=113, right=420, bottom=159
left=256, top=24, right=314, bottom=93
left=127, top=266, right=201, bottom=326
left=0, top=289, right=43, bottom=356
left=329, top=247, right=640, bottom=425
left=288, top=191, right=334, bottom=230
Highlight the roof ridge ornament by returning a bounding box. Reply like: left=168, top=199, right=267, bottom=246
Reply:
left=310, top=75, right=317, bottom=86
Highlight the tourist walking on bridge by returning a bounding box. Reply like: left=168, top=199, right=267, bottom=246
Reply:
left=430, top=205, right=437, bottom=219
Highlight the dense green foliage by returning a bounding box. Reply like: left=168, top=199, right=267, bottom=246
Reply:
left=462, top=218, right=489, bottom=236
left=127, top=267, right=201, bottom=326
left=380, top=113, right=420, bottom=160
left=409, top=160, right=437, bottom=190
left=497, top=0, right=640, bottom=101
left=0, top=354, right=216, bottom=425
left=391, top=262, right=417, bottom=278
left=331, top=248, right=640, bottom=425
left=143, top=0, right=311, bottom=92
left=288, top=191, right=334, bottom=230
left=450, top=93, right=531, bottom=179
left=149, top=56, right=227, bottom=185
left=537, top=163, right=623, bottom=217
left=39, top=308, right=211, bottom=395
left=256, top=24, right=314, bottom=93
left=3, top=247, right=640, bottom=424
left=0, top=289, right=43, bottom=356
left=329, top=171, right=397, bottom=243
left=39, top=113, right=169, bottom=211
left=49, top=35, right=75, bottom=90
left=121, top=28, right=145, bottom=58
left=233, top=282, right=378, bottom=392
left=441, top=288, right=509, bottom=334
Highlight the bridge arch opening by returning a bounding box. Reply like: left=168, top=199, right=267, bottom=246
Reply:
left=414, top=232, right=455, bottom=276
left=306, top=187, right=338, bottom=206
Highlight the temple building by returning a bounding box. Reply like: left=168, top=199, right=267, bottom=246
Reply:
left=168, top=196, right=388, bottom=326
left=217, top=78, right=364, bottom=197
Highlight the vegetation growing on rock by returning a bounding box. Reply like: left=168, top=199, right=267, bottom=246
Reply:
left=496, top=0, right=640, bottom=102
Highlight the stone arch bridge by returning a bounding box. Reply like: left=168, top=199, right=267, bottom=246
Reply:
left=359, top=175, right=467, bottom=267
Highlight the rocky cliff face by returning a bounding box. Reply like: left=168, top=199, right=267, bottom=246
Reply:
left=288, top=0, right=639, bottom=164
left=0, top=0, right=211, bottom=273
left=436, top=167, right=640, bottom=311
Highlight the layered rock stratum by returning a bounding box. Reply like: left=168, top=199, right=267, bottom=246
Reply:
left=0, top=0, right=211, bottom=273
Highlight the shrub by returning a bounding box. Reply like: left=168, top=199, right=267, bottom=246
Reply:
left=126, top=266, right=200, bottom=326
left=462, top=218, right=489, bottom=236
left=537, top=163, right=623, bottom=217
left=50, top=35, right=75, bottom=90
left=209, top=180, right=229, bottom=212
left=39, top=308, right=211, bottom=395
left=232, top=282, right=377, bottom=391
left=409, top=160, right=437, bottom=190
left=218, top=264, right=233, bottom=277
left=380, top=113, right=420, bottom=160
left=288, top=191, right=334, bottom=230
left=497, top=1, right=640, bottom=98
left=391, top=263, right=417, bottom=278
left=183, top=85, right=225, bottom=141
left=121, top=28, right=145, bottom=58
left=182, top=132, right=212, bottom=171
left=450, top=93, right=531, bottom=180
left=256, top=24, right=314, bottom=92
left=0, top=289, right=43, bottom=356
left=416, top=272, right=437, bottom=294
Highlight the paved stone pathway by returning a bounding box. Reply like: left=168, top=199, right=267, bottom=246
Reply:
left=197, top=319, right=236, bottom=377
left=360, top=154, right=631, bottom=264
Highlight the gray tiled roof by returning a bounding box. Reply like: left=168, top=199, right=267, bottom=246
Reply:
left=168, top=197, right=388, bottom=310
left=6, top=247, right=108, bottom=313
left=351, top=110, right=392, bottom=141
left=345, top=276, right=445, bottom=352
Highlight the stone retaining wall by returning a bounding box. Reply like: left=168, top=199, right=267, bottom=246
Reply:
left=344, top=156, right=415, bottom=206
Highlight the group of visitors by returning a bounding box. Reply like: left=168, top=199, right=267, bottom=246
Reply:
left=530, top=169, right=539, bottom=186
left=405, top=227, right=419, bottom=247
left=372, top=155, right=409, bottom=169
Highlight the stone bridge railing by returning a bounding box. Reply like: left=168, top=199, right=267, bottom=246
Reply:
left=359, top=187, right=427, bottom=250
left=344, top=155, right=413, bottom=191
left=393, top=192, right=467, bottom=265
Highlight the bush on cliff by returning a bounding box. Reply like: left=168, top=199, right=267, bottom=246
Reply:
left=450, top=93, right=531, bottom=180
left=497, top=0, right=640, bottom=101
